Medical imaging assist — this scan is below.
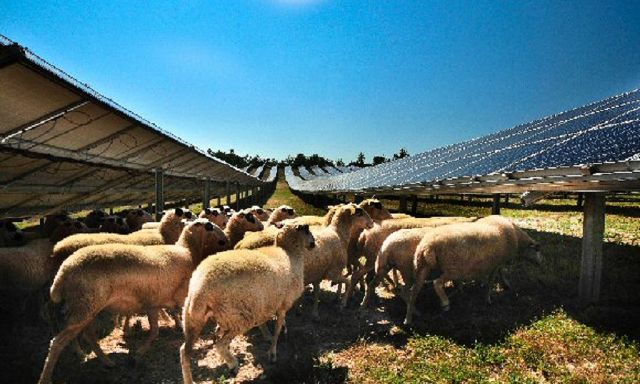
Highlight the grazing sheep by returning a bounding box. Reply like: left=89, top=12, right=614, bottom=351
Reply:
left=266, top=205, right=296, bottom=225
left=179, top=223, right=315, bottom=382
left=249, top=205, right=271, bottom=222
left=98, top=215, right=130, bottom=234
left=52, top=208, right=193, bottom=261
left=404, top=215, right=542, bottom=324
left=0, top=219, right=25, bottom=247
left=37, top=220, right=228, bottom=384
left=125, top=209, right=153, bottom=231
left=344, top=216, right=478, bottom=303
left=304, top=204, right=374, bottom=317
left=224, top=210, right=264, bottom=247
left=199, top=207, right=229, bottom=229
left=83, top=210, right=107, bottom=229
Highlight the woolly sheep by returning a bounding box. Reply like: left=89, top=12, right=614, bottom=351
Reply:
left=344, top=216, right=478, bottom=303
left=52, top=208, right=193, bottom=262
left=98, top=215, right=130, bottom=234
left=404, top=215, right=542, bottom=324
left=266, top=205, right=296, bottom=225
left=83, top=210, right=107, bottom=229
left=199, top=207, right=228, bottom=229
left=179, top=223, right=315, bottom=382
left=303, top=204, right=374, bottom=317
left=42, top=211, right=71, bottom=238
left=249, top=205, right=271, bottom=222
left=224, top=210, right=265, bottom=247
left=125, top=209, right=154, bottom=231
left=37, top=219, right=228, bottom=384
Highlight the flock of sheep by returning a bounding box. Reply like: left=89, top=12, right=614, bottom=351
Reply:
left=0, top=199, right=542, bottom=384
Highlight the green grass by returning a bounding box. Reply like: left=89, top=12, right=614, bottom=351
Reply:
left=262, top=177, right=326, bottom=216
left=329, top=310, right=640, bottom=383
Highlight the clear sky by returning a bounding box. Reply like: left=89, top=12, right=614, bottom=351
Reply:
left=2, top=1, right=639, bottom=163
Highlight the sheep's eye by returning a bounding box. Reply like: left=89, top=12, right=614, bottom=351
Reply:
left=205, top=222, right=214, bottom=231
left=246, top=213, right=256, bottom=223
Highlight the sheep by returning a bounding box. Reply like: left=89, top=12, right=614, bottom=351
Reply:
left=52, top=208, right=193, bottom=262
left=302, top=204, right=374, bottom=317
left=249, top=205, right=271, bottom=222
left=98, top=215, right=130, bottom=234
left=0, top=219, right=25, bottom=247
left=125, top=209, right=153, bottom=231
left=42, top=211, right=71, bottom=237
left=404, top=215, right=542, bottom=324
left=266, top=205, right=296, bottom=225
left=179, top=223, right=316, bottom=382
left=37, top=219, right=228, bottom=384
left=224, top=210, right=265, bottom=247
left=199, top=207, right=229, bottom=229
left=83, top=210, right=107, bottom=229
left=344, top=216, right=479, bottom=304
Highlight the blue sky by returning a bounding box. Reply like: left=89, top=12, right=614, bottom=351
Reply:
left=1, top=1, right=639, bottom=162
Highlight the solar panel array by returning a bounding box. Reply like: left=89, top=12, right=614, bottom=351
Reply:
left=289, top=89, right=640, bottom=194
left=263, top=166, right=277, bottom=183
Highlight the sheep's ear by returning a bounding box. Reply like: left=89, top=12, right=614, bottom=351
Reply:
left=204, top=222, right=214, bottom=231
left=176, top=208, right=184, bottom=216
left=204, top=208, right=211, bottom=214
left=274, top=222, right=284, bottom=229
left=238, top=213, right=245, bottom=218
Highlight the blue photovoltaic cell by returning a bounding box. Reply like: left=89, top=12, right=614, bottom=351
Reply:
left=290, top=89, right=640, bottom=192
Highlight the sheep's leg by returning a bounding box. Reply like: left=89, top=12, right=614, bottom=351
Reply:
left=82, top=325, right=115, bottom=367
left=121, top=315, right=131, bottom=334
left=404, top=266, right=430, bottom=325
left=346, top=264, right=372, bottom=302
left=180, top=314, right=206, bottom=384
left=135, top=310, right=159, bottom=356
left=37, top=321, right=89, bottom=384
left=333, top=275, right=352, bottom=310
left=268, top=310, right=286, bottom=363
left=433, top=277, right=450, bottom=311
left=311, top=282, right=321, bottom=318
left=499, top=267, right=512, bottom=290
left=258, top=323, right=273, bottom=341
left=360, top=269, right=384, bottom=308
left=214, top=331, right=238, bottom=371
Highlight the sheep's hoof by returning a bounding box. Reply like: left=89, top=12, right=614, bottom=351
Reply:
left=441, top=304, right=450, bottom=312
left=267, top=350, right=277, bottom=363
left=403, top=318, right=412, bottom=326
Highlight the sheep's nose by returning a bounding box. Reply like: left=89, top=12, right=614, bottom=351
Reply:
left=308, top=241, right=315, bottom=249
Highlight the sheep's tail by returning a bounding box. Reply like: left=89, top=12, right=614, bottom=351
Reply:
left=49, top=268, right=66, bottom=304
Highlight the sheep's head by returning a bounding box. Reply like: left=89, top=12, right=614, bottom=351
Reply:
left=178, top=219, right=228, bottom=263
left=522, top=241, right=543, bottom=265
left=0, top=219, right=25, bottom=247
left=200, top=207, right=228, bottom=229
left=161, top=208, right=195, bottom=225
left=99, top=216, right=130, bottom=234
left=230, top=210, right=264, bottom=232
left=359, top=199, right=393, bottom=221
left=332, top=204, right=374, bottom=231
left=50, top=219, right=87, bottom=243
left=250, top=205, right=271, bottom=221
left=84, top=210, right=107, bottom=228
left=268, top=205, right=296, bottom=224
left=322, top=204, right=344, bottom=226
left=125, top=209, right=153, bottom=230
left=43, top=211, right=71, bottom=236
left=274, top=223, right=315, bottom=251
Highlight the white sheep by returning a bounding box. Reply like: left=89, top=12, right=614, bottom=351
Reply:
left=125, top=209, right=154, bottom=231
left=303, top=204, right=374, bottom=317
left=344, top=216, right=478, bottom=304
left=224, top=210, right=265, bottom=247
left=199, top=207, right=229, bottom=229
left=249, top=205, right=272, bottom=222
left=37, top=219, right=228, bottom=384
left=179, top=223, right=315, bottom=382
left=52, top=208, right=193, bottom=261
left=98, top=215, right=130, bottom=234
left=83, top=210, right=107, bottom=229
left=266, top=205, right=296, bottom=225
left=404, top=215, right=542, bottom=324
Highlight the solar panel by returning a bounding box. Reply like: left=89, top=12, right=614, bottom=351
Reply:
left=290, top=89, right=640, bottom=193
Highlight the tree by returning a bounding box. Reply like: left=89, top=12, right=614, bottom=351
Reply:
left=393, top=147, right=410, bottom=160
left=372, top=155, right=387, bottom=165
left=336, top=159, right=345, bottom=166
left=355, top=152, right=365, bottom=166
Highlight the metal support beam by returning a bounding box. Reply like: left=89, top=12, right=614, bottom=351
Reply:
left=235, top=183, right=241, bottom=211
left=411, top=195, right=418, bottom=216
left=225, top=181, right=231, bottom=207
left=399, top=196, right=408, bottom=213
left=155, top=169, right=164, bottom=221
left=579, top=193, right=605, bottom=305
left=203, top=177, right=211, bottom=209
left=0, top=100, right=89, bottom=141
left=492, top=194, right=501, bottom=215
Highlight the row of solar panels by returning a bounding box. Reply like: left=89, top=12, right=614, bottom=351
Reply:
left=0, top=36, right=266, bottom=217
left=286, top=88, right=640, bottom=195
left=284, top=165, right=363, bottom=190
